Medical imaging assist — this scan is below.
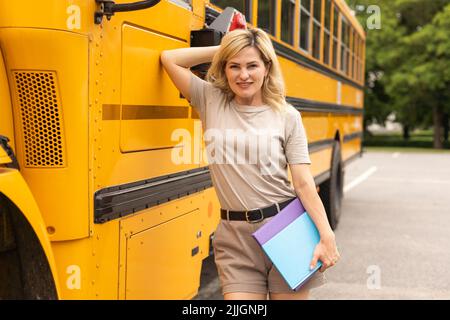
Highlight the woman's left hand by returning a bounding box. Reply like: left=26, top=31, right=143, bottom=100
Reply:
left=310, top=233, right=340, bottom=273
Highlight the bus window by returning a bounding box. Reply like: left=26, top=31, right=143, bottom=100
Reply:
left=351, top=29, right=356, bottom=79
left=340, top=16, right=349, bottom=74
left=323, top=0, right=331, bottom=65
left=332, top=4, right=338, bottom=69
left=210, top=0, right=253, bottom=23
left=300, top=0, right=311, bottom=52
left=281, top=0, right=295, bottom=45
left=258, top=0, right=276, bottom=35
left=312, top=0, right=322, bottom=60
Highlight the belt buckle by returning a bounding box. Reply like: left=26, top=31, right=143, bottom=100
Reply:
left=245, top=209, right=264, bottom=223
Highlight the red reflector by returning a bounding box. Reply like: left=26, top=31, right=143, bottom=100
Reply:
left=229, top=12, right=247, bottom=31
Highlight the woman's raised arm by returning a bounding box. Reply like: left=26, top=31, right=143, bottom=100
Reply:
left=160, top=45, right=220, bottom=102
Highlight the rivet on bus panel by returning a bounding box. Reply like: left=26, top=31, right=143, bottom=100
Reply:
left=47, top=226, right=56, bottom=234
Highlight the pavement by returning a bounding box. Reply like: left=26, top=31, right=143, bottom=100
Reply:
left=194, top=150, right=450, bottom=300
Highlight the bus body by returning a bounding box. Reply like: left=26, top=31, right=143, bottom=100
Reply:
left=0, top=0, right=364, bottom=299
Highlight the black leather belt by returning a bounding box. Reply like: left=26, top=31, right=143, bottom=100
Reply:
left=220, top=197, right=296, bottom=223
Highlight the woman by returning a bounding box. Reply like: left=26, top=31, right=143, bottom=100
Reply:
left=161, top=27, right=340, bottom=300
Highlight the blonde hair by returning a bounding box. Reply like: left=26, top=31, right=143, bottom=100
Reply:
left=206, top=27, right=287, bottom=114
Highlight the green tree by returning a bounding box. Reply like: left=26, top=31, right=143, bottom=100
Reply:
left=347, top=0, right=450, bottom=148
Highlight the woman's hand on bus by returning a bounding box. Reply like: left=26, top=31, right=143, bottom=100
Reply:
left=310, top=233, right=340, bottom=272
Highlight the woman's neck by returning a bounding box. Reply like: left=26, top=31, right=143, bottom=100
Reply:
left=233, top=94, right=264, bottom=106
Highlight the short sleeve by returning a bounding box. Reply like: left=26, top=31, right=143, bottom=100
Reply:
left=190, top=73, right=213, bottom=120
left=285, top=111, right=311, bottom=164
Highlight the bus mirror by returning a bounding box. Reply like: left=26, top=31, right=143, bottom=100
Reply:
left=94, top=0, right=161, bottom=24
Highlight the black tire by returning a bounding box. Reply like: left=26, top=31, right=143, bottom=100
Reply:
left=319, top=141, right=344, bottom=230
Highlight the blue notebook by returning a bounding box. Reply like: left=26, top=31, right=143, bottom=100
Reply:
left=252, top=198, right=322, bottom=290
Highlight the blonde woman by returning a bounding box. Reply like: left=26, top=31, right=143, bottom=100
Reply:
left=161, top=27, right=339, bottom=300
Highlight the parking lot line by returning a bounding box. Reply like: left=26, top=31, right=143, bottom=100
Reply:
left=344, top=166, right=378, bottom=194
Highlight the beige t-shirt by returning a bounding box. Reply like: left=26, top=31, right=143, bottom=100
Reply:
left=189, top=73, right=311, bottom=211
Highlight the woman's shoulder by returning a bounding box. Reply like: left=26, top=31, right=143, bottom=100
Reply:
left=283, top=103, right=302, bottom=120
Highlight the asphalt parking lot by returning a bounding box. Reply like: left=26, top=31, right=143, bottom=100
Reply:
left=194, top=150, right=450, bottom=300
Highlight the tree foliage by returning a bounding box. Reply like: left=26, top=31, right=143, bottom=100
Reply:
left=346, top=0, right=450, bottom=147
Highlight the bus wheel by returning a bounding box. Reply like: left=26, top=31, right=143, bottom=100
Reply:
left=319, top=140, right=344, bottom=230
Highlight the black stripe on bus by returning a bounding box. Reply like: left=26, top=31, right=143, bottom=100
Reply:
left=94, top=166, right=213, bottom=223
left=309, top=139, right=335, bottom=153
left=94, top=135, right=362, bottom=222
left=288, top=97, right=363, bottom=115
left=343, top=131, right=364, bottom=142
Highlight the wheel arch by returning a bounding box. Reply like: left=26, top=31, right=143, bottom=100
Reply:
left=0, top=169, right=60, bottom=299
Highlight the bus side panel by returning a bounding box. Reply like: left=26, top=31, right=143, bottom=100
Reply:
left=0, top=47, right=15, bottom=151
left=0, top=168, right=61, bottom=297
left=0, top=28, right=89, bottom=241
left=118, top=193, right=210, bottom=299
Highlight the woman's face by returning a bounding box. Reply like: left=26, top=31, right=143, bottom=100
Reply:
left=225, top=46, right=269, bottom=104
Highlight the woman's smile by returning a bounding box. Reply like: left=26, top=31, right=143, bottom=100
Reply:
left=237, top=82, right=253, bottom=89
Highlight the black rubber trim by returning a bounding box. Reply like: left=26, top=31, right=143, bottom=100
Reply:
left=94, top=167, right=212, bottom=223
left=343, top=131, right=364, bottom=142
left=309, top=139, right=335, bottom=153
left=289, top=97, right=363, bottom=115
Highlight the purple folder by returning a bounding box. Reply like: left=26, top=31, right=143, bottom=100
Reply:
left=252, top=197, right=322, bottom=290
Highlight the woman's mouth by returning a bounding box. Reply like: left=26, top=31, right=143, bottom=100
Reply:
left=237, top=82, right=252, bottom=89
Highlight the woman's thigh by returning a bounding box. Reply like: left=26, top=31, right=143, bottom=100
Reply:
left=224, top=292, right=268, bottom=300
left=269, top=288, right=309, bottom=300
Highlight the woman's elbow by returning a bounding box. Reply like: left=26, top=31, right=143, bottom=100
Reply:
left=160, top=51, right=168, bottom=64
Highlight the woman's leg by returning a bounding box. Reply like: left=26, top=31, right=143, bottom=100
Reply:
left=269, top=287, right=310, bottom=300
left=224, top=292, right=268, bottom=300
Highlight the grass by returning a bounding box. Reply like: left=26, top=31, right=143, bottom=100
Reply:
left=363, top=129, right=450, bottom=151
left=364, top=146, right=450, bottom=153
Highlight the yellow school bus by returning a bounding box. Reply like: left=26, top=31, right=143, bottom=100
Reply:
left=0, top=0, right=364, bottom=299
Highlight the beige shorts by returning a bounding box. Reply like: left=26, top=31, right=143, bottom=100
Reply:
left=212, top=216, right=327, bottom=295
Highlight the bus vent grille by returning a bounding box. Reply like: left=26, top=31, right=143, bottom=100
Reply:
left=13, top=71, right=66, bottom=168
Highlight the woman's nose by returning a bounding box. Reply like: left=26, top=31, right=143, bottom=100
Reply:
left=239, top=68, right=250, bottom=80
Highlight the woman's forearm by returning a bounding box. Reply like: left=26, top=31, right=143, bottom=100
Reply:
left=161, top=45, right=220, bottom=68
left=294, top=184, right=334, bottom=240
